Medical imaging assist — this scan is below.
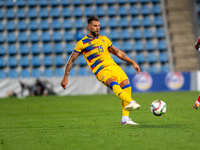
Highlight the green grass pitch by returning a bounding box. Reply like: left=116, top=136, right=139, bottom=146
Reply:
left=0, top=91, right=200, bottom=150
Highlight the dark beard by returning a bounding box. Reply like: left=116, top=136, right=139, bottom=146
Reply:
left=91, top=31, right=99, bottom=37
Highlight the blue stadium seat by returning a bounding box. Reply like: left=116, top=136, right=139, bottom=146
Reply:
left=112, top=41, right=122, bottom=49
left=139, top=0, right=149, bottom=4
left=100, top=29, right=107, bottom=36
left=96, top=6, right=106, bottom=17
left=19, top=44, right=29, bottom=55
left=131, top=17, right=141, bottom=28
left=7, top=32, right=16, bottom=43
left=74, top=19, right=85, bottom=29
left=42, top=44, right=52, bottom=55
left=117, top=0, right=127, bottom=4
left=72, top=0, right=82, bottom=5
left=38, top=0, right=48, bottom=6
left=147, top=52, right=157, bottom=63
left=16, top=0, right=25, bottom=7
left=146, top=40, right=156, bottom=51
left=84, top=6, right=94, bottom=17
left=61, top=0, right=70, bottom=5
left=40, top=20, right=49, bottom=30
left=99, top=18, right=107, bottom=29
left=27, top=0, right=37, bottom=7
left=29, top=32, right=39, bottom=42
left=160, top=64, right=170, bottom=73
left=63, top=19, right=73, bottom=29
left=159, top=52, right=168, bottom=63
left=18, top=32, right=28, bottom=43
left=94, top=0, right=104, bottom=5
left=140, top=5, right=151, bottom=15
left=19, top=56, right=29, bottom=67
left=53, top=43, right=63, bottom=54
left=144, top=28, right=154, bottom=39
left=130, top=6, right=139, bottom=16
left=65, top=42, right=74, bottom=54
left=6, top=21, right=15, bottom=31
left=29, top=20, right=38, bottom=30
left=78, top=67, right=88, bottom=76
left=113, top=55, right=123, bottom=65
left=121, top=29, right=131, bottom=40
left=61, top=8, right=71, bottom=18
left=43, top=68, right=53, bottom=77
left=20, top=69, right=30, bottom=78
left=0, top=70, right=6, bottom=78
left=83, top=0, right=93, bottom=5
left=52, top=31, right=62, bottom=42
left=39, top=8, right=49, bottom=18
left=118, top=6, right=128, bottom=16
left=105, top=0, right=115, bottom=5
left=32, top=68, right=41, bottom=77
left=0, top=10, right=3, bottom=20
left=77, top=55, right=87, bottom=65
left=136, top=53, right=146, bottom=64
left=17, top=9, right=26, bottom=19
left=28, top=8, right=37, bottom=19
left=108, top=18, right=118, bottom=28
left=0, top=57, right=6, bottom=68
left=69, top=67, right=77, bottom=76
left=110, top=29, right=120, bottom=40
left=55, top=68, right=64, bottom=76
left=8, top=57, right=18, bottom=68
left=142, top=17, right=152, bottom=27
left=134, top=41, right=144, bottom=52
left=30, top=44, right=40, bottom=55
left=74, top=30, right=83, bottom=41
left=0, top=46, right=5, bottom=56
left=156, top=28, right=165, bottom=39
left=50, top=0, right=59, bottom=6
left=120, top=17, right=130, bottom=28
left=107, top=6, right=117, bottom=17
left=64, top=31, right=74, bottom=41
left=7, top=45, right=17, bottom=55
left=154, top=16, right=163, bottom=27
left=152, top=5, right=162, bottom=15
left=0, top=22, right=3, bottom=32
left=149, top=65, right=159, bottom=74
left=157, top=40, right=167, bottom=51
left=0, top=33, right=4, bottom=43
left=54, top=55, right=64, bottom=66
left=132, top=29, right=143, bottom=40
left=122, top=41, right=132, bottom=52
left=125, top=65, right=136, bottom=74
left=17, top=20, right=27, bottom=31
left=8, top=69, right=18, bottom=78
left=31, top=56, right=41, bottom=67
left=5, top=9, right=14, bottom=19
left=51, top=19, right=61, bottom=30
left=51, top=8, right=60, bottom=18
left=73, top=7, right=83, bottom=17
left=152, top=0, right=160, bottom=3
left=41, top=32, right=51, bottom=42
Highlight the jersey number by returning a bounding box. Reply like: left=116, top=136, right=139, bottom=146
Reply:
left=98, top=45, right=104, bottom=53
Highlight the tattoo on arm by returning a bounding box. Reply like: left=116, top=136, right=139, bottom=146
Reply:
left=64, top=52, right=78, bottom=76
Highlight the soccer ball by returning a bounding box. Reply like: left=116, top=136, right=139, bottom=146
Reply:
left=150, top=100, right=167, bottom=116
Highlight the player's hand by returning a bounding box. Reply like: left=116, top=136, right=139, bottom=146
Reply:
left=133, top=63, right=140, bottom=74
left=61, top=77, right=68, bottom=89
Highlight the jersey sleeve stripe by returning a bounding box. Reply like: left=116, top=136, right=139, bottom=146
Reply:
left=74, top=50, right=81, bottom=53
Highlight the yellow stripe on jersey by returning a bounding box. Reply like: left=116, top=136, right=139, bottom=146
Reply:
left=74, top=35, right=117, bottom=75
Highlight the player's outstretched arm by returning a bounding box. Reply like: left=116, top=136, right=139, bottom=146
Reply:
left=108, top=45, right=140, bottom=74
left=61, top=51, right=80, bottom=89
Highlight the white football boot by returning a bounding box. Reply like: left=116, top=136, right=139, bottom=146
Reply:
left=121, top=118, right=139, bottom=125
left=125, top=101, right=141, bottom=111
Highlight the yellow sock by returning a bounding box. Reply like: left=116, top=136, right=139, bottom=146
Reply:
left=110, top=82, right=133, bottom=103
left=121, top=85, right=132, bottom=116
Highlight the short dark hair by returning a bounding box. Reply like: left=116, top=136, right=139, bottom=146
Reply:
left=87, top=16, right=100, bottom=24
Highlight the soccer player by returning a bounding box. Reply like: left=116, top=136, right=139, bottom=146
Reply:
left=193, top=38, right=200, bottom=109
left=61, top=16, right=141, bottom=125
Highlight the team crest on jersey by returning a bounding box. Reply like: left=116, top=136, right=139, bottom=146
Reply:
left=101, top=39, right=105, bottom=43
left=102, top=75, right=105, bottom=80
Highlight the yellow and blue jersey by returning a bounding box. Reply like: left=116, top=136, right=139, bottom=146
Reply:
left=74, top=35, right=117, bottom=76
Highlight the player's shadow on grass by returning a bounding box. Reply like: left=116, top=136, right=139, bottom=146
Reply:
left=137, top=124, right=182, bottom=128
